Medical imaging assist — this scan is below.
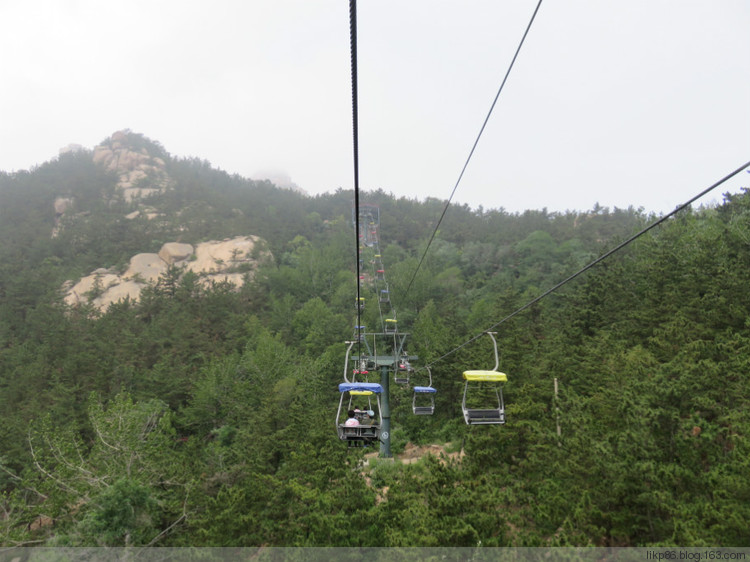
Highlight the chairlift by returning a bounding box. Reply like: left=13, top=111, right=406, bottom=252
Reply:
left=462, top=332, right=507, bottom=425
left=356, top=297, right=365, bottom=311
left=394, top=355, right=412, bottom=384
left=336, top=382, right=382, bottom=445
left=413, top=367, right=436, bottom=415
left=354, top=325, right=366, bottom=341
left=351, top=368, right=369, bottom=381
left=384, top=319, right=397, bottom=334
left=379, top=289, right=390, bottom=304
left=376, top=269, right=385, bottom=281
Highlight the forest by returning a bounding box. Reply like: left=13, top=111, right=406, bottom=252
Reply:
left=0, top=132, right=748, bottom=547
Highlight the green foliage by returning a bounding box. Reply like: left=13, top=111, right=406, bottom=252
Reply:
left=77, top=478, right=159, bottom=546
left=1, top=135, right=749, bottom=547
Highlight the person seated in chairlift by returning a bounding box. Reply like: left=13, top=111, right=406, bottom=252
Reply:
left=345, top=410, right=360, bottom=427
left=354, top=408, right=370, bottom=424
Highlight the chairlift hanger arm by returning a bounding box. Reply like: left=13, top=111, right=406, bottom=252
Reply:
left=343, top=341, right=357, bottom=383
left=486, top=331, right=499, bottom=371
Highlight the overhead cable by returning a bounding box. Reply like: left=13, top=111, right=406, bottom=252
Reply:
left=424, top=160, right=750, bottom=370
left=350, top=0, right=362, bottom=354
left=402, top=0, right=544, bottom=300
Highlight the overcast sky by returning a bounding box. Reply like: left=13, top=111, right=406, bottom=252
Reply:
left=1, top=1, right=748, bottom=214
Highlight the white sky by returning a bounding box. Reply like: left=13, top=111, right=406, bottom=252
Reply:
left=0, top=0, right=748, bottom=214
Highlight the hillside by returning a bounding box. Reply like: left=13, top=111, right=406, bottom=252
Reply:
left=0, top=131, right=748, bottom=547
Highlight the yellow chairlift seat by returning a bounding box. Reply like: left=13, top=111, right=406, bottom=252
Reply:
left=463, top=370, right=508, bottom=382
left=462, top=371, right=507, bottom=425
left=461, top=333, right=507, bottom=425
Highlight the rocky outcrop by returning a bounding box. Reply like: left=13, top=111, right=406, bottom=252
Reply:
left=54, top=197, right=74, bottom=216
left=252, top=169, right=307, bottom=195
left=124, top=253, right=168, bottom=283
left=54, top=131, right=172, bottom=237
left=52, top=197, right=75, bottom=238
left=64, top=236, right=270, bottom=312
left=92, top=130, right=172, bottom=202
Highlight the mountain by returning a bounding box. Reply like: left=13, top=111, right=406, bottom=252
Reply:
left=0, top=131, right=748, bottom=548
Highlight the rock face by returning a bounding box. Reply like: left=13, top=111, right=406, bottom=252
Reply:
left=92, top=130, right=172, bottom=203
left=52, top=197, right=75, bottom=238
left=64, top=236, right=270, bottom=311
left=53, top=131, right=171, bottom=237
left=124, top=254, right=168, bottom=283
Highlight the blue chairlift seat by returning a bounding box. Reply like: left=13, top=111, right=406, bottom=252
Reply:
left=354, top=325, right=366, bottom=341
left=413, top=386, right=437, bottom=415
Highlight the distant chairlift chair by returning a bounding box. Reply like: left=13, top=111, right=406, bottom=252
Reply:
left=394, top=354, right=412, bottom=384
left=462, top=332, right=508, bottom=425
left=413, top=367, right=437, bottom=415
left=354, top=325, right=366, bottom=342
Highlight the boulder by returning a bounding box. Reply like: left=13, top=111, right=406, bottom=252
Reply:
left=159, top=243, right=194, bottom=265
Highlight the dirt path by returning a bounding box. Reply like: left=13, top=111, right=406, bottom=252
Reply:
left=364, top=441, right=464, bottom=465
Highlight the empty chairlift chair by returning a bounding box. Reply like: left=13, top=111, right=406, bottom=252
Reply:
left=379, top=289, right=390, bottom=304
left=461, top=332, right=508, bottom=425
left=384, top=319, right=398, bottom=334
left=462, top=370, right=507, bottom=424
left=413, top=367, right=437, bottom=415
left=354, top=325, right=366, bottom=341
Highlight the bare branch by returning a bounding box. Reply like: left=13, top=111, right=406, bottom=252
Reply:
left=28, top=430, right=79, bottom=496
left=91, top=415, right=121, bottom=452
left=145, top=492, right=189, bottom=547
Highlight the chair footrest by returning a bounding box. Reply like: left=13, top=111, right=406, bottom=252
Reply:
left=464, top=409, right=505, bottom=424
left=413, top=407, right=434, bottom=415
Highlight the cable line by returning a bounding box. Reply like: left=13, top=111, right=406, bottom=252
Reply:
left=423, top=159, right=750, bottom=370
left=402, top=0, right=544, bottom=301
left=350, top=0, right=363, bottom=356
